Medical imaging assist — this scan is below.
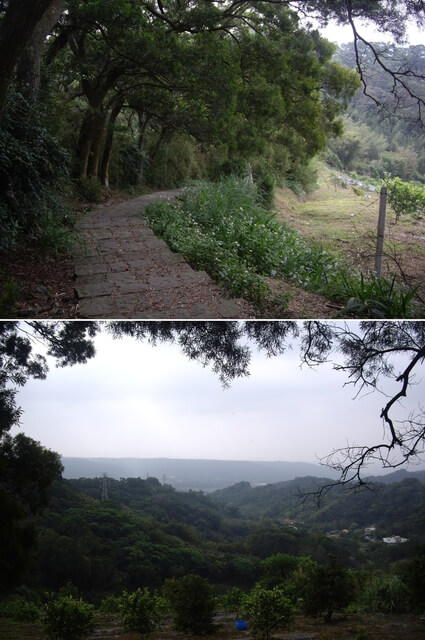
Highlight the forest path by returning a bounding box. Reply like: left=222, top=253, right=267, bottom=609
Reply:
left=73, top=189, right=255, bottom=318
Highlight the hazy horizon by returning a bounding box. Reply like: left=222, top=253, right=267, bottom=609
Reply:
left=13, top=325, right=425, bottom=476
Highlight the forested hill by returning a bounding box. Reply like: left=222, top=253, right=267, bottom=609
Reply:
left=18, top=471, right=424, bottom=598
left=210, top=473, right=425, bottom=537
left=328, top=42, right=425, bottom=181
left=61, top=457, right=340, bottom=490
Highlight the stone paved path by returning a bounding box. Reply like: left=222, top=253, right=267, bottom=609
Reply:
left=73, top=189, right=255, bottom=318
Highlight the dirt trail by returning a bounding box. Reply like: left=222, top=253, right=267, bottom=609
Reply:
left=73, top=189, right=255, bottom=319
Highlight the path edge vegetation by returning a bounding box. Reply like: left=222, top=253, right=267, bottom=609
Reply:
left=144, top=176, right=423, bottom=318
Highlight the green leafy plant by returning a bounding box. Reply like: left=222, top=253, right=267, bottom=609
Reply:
left=218, top=587, right=245, bottom=618
left=0, top=269, right=21, bottom=317
left=358, top=574, right=409, bottom=614
left=144, top=177, right=338, bottom=311
left=0, top=91, right=71, bottom=247
left=100, top=595, right=121, bottom=616
left=75, top=178, right=106, bottom=204
left=163, top=573, right=215, bottom=635
left=120, top=588, right=165, bottom=636
left=339, top=273, right=420, bottom=318
left=0, top=596, right=40, bottom=622
left=385, top=176, right=425, bottom=220
left=144, top=177, right=421, bottom=317
left=42, top=595, right=94, bottom=640
left=243, top=585, right=294, bottom=640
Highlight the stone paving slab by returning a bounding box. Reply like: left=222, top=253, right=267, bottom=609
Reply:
left=73, top=189, right=255, bottom=319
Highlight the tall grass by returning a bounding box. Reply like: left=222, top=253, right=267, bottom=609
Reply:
left=144, top=177, right=420, bottom=317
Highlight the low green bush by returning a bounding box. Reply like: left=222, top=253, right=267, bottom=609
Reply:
left=42, top=595, right=94, bottom=640
left=75, top=177, right=106, bottom=204
left=120, top=588, right=165, bottom=635
left=163, top=573, right=215, bottom=635
left=0, top=91, right=71, bottom=249
left=357, top=574, right=409, bottom=614
left=144, top=177, right=337, bottom=311
left=0, top=596, right=40, bottom=622
left=339, top=273, right=420, bottom=319
left=243, top=585, right=294, bottom=640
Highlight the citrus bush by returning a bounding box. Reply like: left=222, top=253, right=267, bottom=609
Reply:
left=42, top=595, right=94, bottom=640
left=243, top=585, right=294, bottom=640
left=120, top=588, right=165, bottom=635
left=163, top=574, right=215, bottom=634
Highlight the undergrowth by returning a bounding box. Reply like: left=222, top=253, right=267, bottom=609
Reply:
left=144, top=177, right=421, bottom=318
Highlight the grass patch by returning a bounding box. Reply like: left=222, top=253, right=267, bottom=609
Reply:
left=144, top=177, right=421, bottom=318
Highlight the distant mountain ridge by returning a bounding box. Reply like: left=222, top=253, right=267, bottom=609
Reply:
left=61, top=457, right=341, bottom=491
left=61, top=457, right=425, bottom=492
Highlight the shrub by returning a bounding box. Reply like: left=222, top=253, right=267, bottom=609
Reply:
left=75, top=177, right=105, bottom=204
left=118, top=143, right=146, bottom=188
left=252, top=160, right=276, bottom=209
left=100, top=595, right=121, bottom=616
left=0, top=596, right=40, bottom=622
left=120, top=588, right=164, bottom=635
left=163, top=574, right=215, bottom=635
left=0, top=90, right=71, bottom=247
left=218, top=587, right=245, bottom=618
left=0, top=269, right=20, bottom=318
left=42, top=595, right=94, bottom=640
left=303, top=556, right=354, bottom=623
left=339, top=273, right=420, bottom=318
left=358, top=574, right=409, bottom=614
left=243, top=585, right=294, bottom=640
left=385, top=176, right=425, bottom=220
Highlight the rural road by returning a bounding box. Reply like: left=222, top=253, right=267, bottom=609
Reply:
left=73, top=189, right=255, bottom=318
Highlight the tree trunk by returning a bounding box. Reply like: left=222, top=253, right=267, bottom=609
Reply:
left=0, top=0, right=59, bottom=121
left=99, top=103, right=123, bottom=187
left=138, top=112, right=152, bottom=151
left=77, top=111, right=98, bottom=180
left=16, top=0, right=66, bottom=101
left=87, top=112, right=108, bottom=179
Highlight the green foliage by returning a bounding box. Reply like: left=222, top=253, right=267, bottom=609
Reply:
left=42, top=595, right=94, bottom=640
left=75, top=178, right=106, bottom=204
left=100, top=595, right=121, bottom=616
left=339, top=273, right=420, bottom=319
left=146, top=135, right=205, bottom=189
left=0, top=432, right=63, bottom=593
left=145, top=176, right=421, bottom=316
left=0, top=91, right=71, bottom=248
left=243, top=585, right=295, bottom=640
left=163, top=574, right=215, bottom=635
left=120, top=588, right=165, bottom=635
left=358, top=574, right=409, bottom=614
left=332, top=43, right=425, bottom=183
left=401, top=542, right=425, bottom=611
left=385, top=176, right=425, bottom=219
left=304, top=555, right=354, bottom=622
left=144, top=177, right=342, bottom=310
left=0, top=596, right=40, bottom=622
left=252, top=160, right=276, bottom=209
left=217, top=587, right=245, bottom=618
left=0, top=203, right=20, bottom=251
left=0, top=270, right=20, bottom=318
left=118, top=143, right=146, bottom=188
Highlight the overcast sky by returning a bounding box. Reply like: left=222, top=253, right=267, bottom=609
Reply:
left=12, top=323, right=425, bottom=475
left=316, top=16, right=424, bottom=46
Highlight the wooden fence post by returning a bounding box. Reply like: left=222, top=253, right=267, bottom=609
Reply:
left=375, top=186, right=387, bottom=277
